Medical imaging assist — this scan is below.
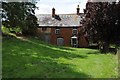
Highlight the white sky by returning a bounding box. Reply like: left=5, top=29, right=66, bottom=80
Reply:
left=35, top=0, right=88, bottom=14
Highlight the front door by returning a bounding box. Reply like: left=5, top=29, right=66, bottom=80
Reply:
left=71, top=37, right=78, bottom=47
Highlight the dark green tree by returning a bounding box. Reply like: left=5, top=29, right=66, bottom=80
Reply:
left=2, top=2, right=38, bottom=35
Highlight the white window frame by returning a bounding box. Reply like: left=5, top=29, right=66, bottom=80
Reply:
left=55, top=29, right=60, bottom=34
left=72, top=29, right=78, bottom=35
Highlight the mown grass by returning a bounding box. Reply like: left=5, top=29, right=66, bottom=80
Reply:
left=2, top=37, right=118, bottom=78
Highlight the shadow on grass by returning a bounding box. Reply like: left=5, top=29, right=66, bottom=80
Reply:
left=14, top=37, right=88, bottom=59
left=3, top=54, right=91, bottom=78
left=2, top=37, right=91, bottom=78
left=87, top=51, right=100, bottom=54
left=87, top=47, right=117, bottom=55
left=87, top=45, right=99, bottom=50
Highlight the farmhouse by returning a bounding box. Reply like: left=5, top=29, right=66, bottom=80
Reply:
left=36, top=5, right=88, bottom=47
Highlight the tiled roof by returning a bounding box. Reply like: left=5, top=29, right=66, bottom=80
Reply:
left=36, top=13, right=84, bottom=27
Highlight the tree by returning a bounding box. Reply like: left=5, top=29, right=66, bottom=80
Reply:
left=22, top=13, right=38, bottom=36
left=2, top=1, right=38, bottom=35
left=84, top=1, right=120, bottom=52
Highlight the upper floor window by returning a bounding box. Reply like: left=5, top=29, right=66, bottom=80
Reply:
left=42, top=27, right=47, bottom=31
left=72, top=29, right=77, bottom=35
left=55, top=28, right=60, bottom=34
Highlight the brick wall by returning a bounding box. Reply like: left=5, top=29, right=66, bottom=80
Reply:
left=51, top=27, right=73, bottom=46
left=37, top=27, right=88, bottom=47
left=51, top=27, right=88, bottom=47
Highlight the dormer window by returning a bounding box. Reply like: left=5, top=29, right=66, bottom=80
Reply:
left=55, top=28, right=60, bottom=34
left=72, top=29, right=77, bottom=35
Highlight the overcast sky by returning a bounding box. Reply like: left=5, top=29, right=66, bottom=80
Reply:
left=35, top=0, right=88, bottom=14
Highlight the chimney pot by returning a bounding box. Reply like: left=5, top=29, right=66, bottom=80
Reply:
left=52, top=8, right=55, bottom=17
left=77, top=5, right=80, bottom=15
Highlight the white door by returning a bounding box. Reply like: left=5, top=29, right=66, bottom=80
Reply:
left=71, top=36, right=78, bottom=47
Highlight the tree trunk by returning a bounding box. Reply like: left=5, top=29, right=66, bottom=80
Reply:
left=99, top=41, right=110, bottom=53
left=103, top=42, right=109, bottom=53
left=114, top=44, right=119, bottom=54
left=98, top=41, right=104, bottom=52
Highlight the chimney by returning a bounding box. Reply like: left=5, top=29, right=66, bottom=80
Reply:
left=52, top=8, right=55, bottom=17
left=77, top=5, right=80, bottom=15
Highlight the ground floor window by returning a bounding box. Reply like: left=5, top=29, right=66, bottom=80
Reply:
left=57, top=38, right=64, bottom=46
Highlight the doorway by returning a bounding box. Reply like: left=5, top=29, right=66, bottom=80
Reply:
left=71, top=36, right=78, bottom=47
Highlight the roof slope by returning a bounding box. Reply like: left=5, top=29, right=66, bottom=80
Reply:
left=36, top=13, right=84, bottom=27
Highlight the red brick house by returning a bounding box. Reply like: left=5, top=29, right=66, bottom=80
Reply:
left=36, top=5, right=89, bottom=47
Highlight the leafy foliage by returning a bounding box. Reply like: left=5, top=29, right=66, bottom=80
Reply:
left=2, top=2, right=38, bottom=35
left=84, top=1, right=120, bottom=44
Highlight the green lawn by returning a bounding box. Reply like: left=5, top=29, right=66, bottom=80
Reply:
left=2, top=37, right=118, bottom=78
